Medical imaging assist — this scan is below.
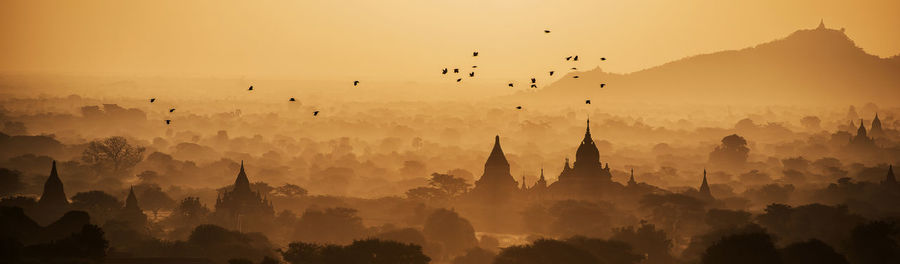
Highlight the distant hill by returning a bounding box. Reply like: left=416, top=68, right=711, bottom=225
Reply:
left=530, top=22, right=900, bottom=106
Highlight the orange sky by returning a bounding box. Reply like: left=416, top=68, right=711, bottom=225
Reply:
left=1, top=0, right=898, bottom=83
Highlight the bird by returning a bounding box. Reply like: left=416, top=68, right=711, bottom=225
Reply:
left=601, top=57, right=606, bottom=61
left=566, top=56, right=572, bottom=61
left=313, top=111, right=319, bottom=116
left=469, top=72, right=475, bottom=77
left=585, top=100, right=591, bottom=104
left=508, top=83, right=514, bottom=87
left=530, top=84, right=537, bottom=88
left=472, top=65, right=477, bottom=68
left=453, top=68, right=459, bottom=73
left=248, top=86, right=253, bottom=91
left=473, top=51, right=478, bottom=56
left=573, top=55, right=579, bottom=61
left=516, top=106, right=522, bottom=109
left=571, top=67, right=578, bottom=70
left=531, top=78, right=536, bottom=84
left=442, top=68, right=448, bottom=74
left=289, top=98, right=296, bottom=101
left=169, top=108, right=175, bottom=112
left=165, top=119, right=171, bottom=124
left=544, top=30, right=551, bottom=33
left=456, top=78, right=462, bottom=82
left=549, top=71, right=555, bottom=76
left=149, top=98, right=156, bottom=103
left=353, top=80, right=359, bottom=86
left=600, top=83, right=606, bottom=88
left=573, top=76, right=580, bottom=79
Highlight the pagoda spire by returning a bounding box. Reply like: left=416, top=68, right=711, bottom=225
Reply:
left=38, top=160, right=68, bottom=206
left=699, top=169, right=713, bottom=199
left=628, top=168, right=637, bottom=186
left=125, top=186, right=141, bottom=212
left=885, top=165, right=896, bottom=185
left=233, top=160, right=252, bottom=193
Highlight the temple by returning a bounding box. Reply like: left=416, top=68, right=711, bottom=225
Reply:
left=470, top=136, right=519, bottom=201
left=214, top=161, right=275, bottom=230
left=698, top=169, right=713, bottom=200
left=548, top=119, right=616, bottom=198
left=34, top=161, right=69, bottom=224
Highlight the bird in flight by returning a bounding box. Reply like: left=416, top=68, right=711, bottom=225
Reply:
left=353, top=80, right=359, bottom=86
left=531, top=78, right=536, bottom=84
left=508, top=83, right=514, bottom=87
left=456, top=78, right=462, bottom=82
left=472, top=65, right=477, bottom=68
left=473, top=51, right=479, bottom=56
left=442, top=68, right=448, bottom=74
left=573, top=76, right=580, bottom=79
left=600, top=83, right=606, bottom=88
left=585, top=100, right=591, bottom=104
left=516, top=106, right=522, bottom=109
left=549, top=71, right=555, bottom=76
left=289, top=98, right=296, bottom=101
left=149, top=98, right=156, bottom=103
left=169, top=108, right=175, bottom=112
left=313, top=111, right=319, bottom=116
left=571, top=67, right=578, bottom=70
left=165, top=119, right=171, bottom=124
left=453, top=68, right=459, bottom=73
left=469, top=72, right=475, bottom=77
left=566, top=56, right=572, bottom=61
left=601, top=57, right=606, bottom=61
left=573, top=55, right=579, bottom=61
left=544, top=30, right=551, bottom=33
left=248, top=86, right=253, bottom=91
left=531, top=84, right=537, bottom=88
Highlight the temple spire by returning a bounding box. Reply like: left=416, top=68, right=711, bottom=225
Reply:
left=817, top=19, right=825, bottom=29
left=699, top=169, right=713, bottom=199
left=628, top=168, right=636, bottom=186
left=125, top=186, right=141, bottom=211
left=234, top=160, right=252, bottom=193
left=885, top=165, right=896, bottom=185
left=39, top=160, right=67, bottom=206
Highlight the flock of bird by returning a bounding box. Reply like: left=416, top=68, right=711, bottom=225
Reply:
left=151, top=29, right=608, bottom=125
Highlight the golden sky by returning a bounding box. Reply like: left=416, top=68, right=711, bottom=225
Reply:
left=2, top=0, right=898, bottom=82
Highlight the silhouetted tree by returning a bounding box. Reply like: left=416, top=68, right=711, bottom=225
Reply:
left=423, top=208, right=477, bottom=259
left=375, top=227, right=426, bottom=247
left=70, top=190, right=121, bottom=224
left=702, top=232, right=780, bottom=264
left=281, top=239, right=430, bottom=264
left=639, top=194, right=706, bottom=239
left=494, top=239, right=597, bottom=264
left=845, top=220, right=900, bottom=264
left=82, top=136, right=145, bottom=177
left=709, top=134, right=749, bottom=170
left=188, top=224, right=276, bottom=263
left=705, top=209, right=751, bottom=231
left=548, top=200, right=613, bottom=238
left=274, top=183, right=308, bottom=197
left=294, top=207, right=366, bottom=244
left=428, top=172, right=470, bottom=198
left=780, top=239, right=848, bottom=264
left=138, top=184, right=175, bottom=220
left=565, top=236, right=643, bottom=264
left=0, top=168, right=23, bottom=196
left=452, top=247, right=496, bottom=264
left=756, top=203, right=863, bottom=247
left=0, top=196, right=37, bottom=212
left=612, top=221, right=674, bottom=264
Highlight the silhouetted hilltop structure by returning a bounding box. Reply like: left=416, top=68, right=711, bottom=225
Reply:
left=548, top=119, right=620, bottom=199
left=870, top=113, right=885, bottom=138
left=698, top=169, right=714, bottom=200
left=117, top=186, right=147, bottom=229
left=531, top=20, right=900, bottom=105
left=884, top=165, right=896, bottom=186
left=33, top=161, right=69, bottom=225
left=214, top=161, right=274, bottom=231
left=470, top=136, right=519, bottom=202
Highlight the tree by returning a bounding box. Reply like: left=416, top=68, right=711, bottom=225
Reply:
left=781, top=239, right=848, bottom=264
left=708, top=134, right=749, bottom=170
left=82, top=136, right=145, bottom=177
left=138, top=185, right=175, bottom=220
left=428, top=173, right=470, bottom=198
left=845, top=221, right=900, bottom=264
left=293, top=207, right=366, bottom=244
left=274, top=183, right=308, bottom=198
left=611, top=221, right=674, bottom=264
left=452, top=247, right=496, bottom=264
left=702, top=232, right=781, bottom=264
left=281, top=239, right=430, bottom=264
left=423, top=209, right=478, bottom=259
left=70, top=191, right=121, bottom=224
left=0, top=168, right=23, bottom=196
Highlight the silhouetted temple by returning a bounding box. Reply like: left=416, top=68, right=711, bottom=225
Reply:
left=548, top=119, right=617, bottom=198
left=848, top=118, right=877, bottom=151
left=884, top=165, right=896, bottom=186
left=627, top=168, right=637, bottom=186
left=118, top=186, right=147, bottom=228
left=698, top=169, right=713, bottom=200
left=215, top=161, right=274, bottom=229
left=870, top=113, right=885, bottom=138
left=470, top=136, right=519, bottom=201
left=34, top=161, right=69, bottom=224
